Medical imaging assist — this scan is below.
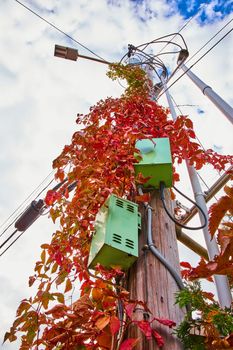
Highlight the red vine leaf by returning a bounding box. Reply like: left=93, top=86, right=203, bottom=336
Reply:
left=154, top=317, right=176, bottom=328
left=136, top=320, right=152, bottom=339
left=3, top=331, right=17, bottom=343
left=135, top=193, right=150, bottom=203
left=8, top=62, right=233, bottom=350
left=152, top=329, right=164, bottom=347
left=119, top=338, right=139, bottom=350
left=97, top=331, right=112, bottom=349
left=110, top=315, right=120, bottom=335
left=125, top=303, right=135, bottom=318
left=180, top=261, right=192, bottom=269
left=95, top=315, right=111, bottom=330
left=224, top=185, right=233, bottom=199
left=64, top=278, right=72, bottom=293
left=209, top=196, right=232, bottom=237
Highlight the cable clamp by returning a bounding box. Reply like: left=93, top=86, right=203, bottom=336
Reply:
left=202, top=85, right=211, bottom=95
left=176, top=200, right=191, bottom=213
left=148, top=242, right=157, bottom=249
left=145, top=204, right=153, bottom=211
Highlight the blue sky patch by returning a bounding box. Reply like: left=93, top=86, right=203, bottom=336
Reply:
left=166, top=0, right=232, bottom=23
left=130, top=0, right=232, bottom=23
left=197, top=108, right=205, bottom=114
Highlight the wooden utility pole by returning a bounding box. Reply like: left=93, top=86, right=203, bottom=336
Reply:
left=127, top=189, right=185, bottom=349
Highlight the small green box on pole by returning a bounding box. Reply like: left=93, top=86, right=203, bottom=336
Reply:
left=134, top=137, right=172, bottom=188
left=88, top=195, right=140, bottom=271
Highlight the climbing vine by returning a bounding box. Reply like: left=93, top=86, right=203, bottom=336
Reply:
left=175, top=280, right=233, bottom=349
left=177, top=182, right=233, bottom=349
left=5, top=64, right=233, bottom=349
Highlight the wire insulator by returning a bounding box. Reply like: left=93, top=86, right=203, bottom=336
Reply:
left=14, top=199, right=44, bottom=231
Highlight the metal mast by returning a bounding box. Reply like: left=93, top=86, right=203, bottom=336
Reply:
left=161, top=76, right=232, bottom=308
left=181, top=63, right=233, bottom=125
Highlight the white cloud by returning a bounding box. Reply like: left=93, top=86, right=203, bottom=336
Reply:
left=0, top=0, right=232, bottom=347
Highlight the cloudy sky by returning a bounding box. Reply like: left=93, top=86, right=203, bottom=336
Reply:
left=0, top=0, right=232, bottom=347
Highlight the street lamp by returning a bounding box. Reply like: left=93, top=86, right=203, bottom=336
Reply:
left=54, top=44, right=78, bottom=61
left=54, top=44, right=110, bottom=65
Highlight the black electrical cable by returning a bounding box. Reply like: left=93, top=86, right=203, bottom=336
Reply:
left=0, top=212, right=22, bottom=239
left=142, top=40, right=184, bottom=51
left=122, top=34, right=188, bottom=80
left=0, top=177, right=68, bottom=238
left=34, top=177, right=55, bottom=200
left=14, top=0, right=107, bottom=62
left=0, top=180, right=54, bottom=239
left=0, top=199, right=45, bottom=252
left=138, top=33, right=188, bottom=51
left=163, top=17, right=233, bottom=89
left=168, top=95, right=233, bottom=225
left=170, top=95, right=221, bottom=204
left=0, top=180, right=78, bottom=257
left=0, top=231, right=25, bottom=258
left=0, top=177, right=57, bottom=239
left=159, top=182, right=207, bottom=230
left=0, top=229, right=18, bottom=249
left=158, top=27, right=233, bottom=99
left=158, top=13, right=197, bottom=54
left=184, top=17, right=233, bottom=67
left=0, top=171, right=55, bottom=235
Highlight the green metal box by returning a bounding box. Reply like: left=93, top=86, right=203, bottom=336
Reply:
left=134, top=137, right=172, bottom=188
left=88, top=195, right=141, bottom=271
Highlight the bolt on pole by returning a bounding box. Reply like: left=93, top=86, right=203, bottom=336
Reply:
left=161, top=76, right=232, bottom=308
left=181, top=64, right=233, bottom=125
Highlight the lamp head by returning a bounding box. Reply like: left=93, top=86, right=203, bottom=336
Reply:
left=54, top=44, right=78, bottom=61
left=177, top=49, right=189, bottom=65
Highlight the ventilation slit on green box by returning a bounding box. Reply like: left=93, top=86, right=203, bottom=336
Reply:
left=127, top=204, right=135, bottom=213
left=116, top=198, right=124, bottom=208
left=88, top=194, right=139, bottom=270
left=112, top=233, right=122, bottom=244
left=125, top=238, right=134, bottom=249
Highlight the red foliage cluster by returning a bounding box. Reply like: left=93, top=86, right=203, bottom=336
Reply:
left=182, top=182, right=233, bottom=284
left=6, top=65, right=233, bottom=349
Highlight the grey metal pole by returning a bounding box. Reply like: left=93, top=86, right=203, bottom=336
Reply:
left=160, top=76, right=232, bottom=308
left=181, top=64, right=233, bottom=125
left=182, top=165, right=233, bottom=225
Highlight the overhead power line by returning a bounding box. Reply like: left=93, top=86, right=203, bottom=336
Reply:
left=158, top=27, right=233, bottom=99
left=0, top=171, right=55, bottom=237
left=158, top=4, right=205, bottom=54
left=0, top=180, right=77, bottom=258
left=185, top=17, right=233, bottom=66
left=0, top=231, right=25, bottom=258
left=14, top=0, right=106, bottom=62
left=170, top=95, right=221, bottom=203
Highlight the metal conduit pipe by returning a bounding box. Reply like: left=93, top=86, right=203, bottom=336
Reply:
left=181, top=64, right=233, bottom=125
left=146, top=204, right=185, bottom=291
